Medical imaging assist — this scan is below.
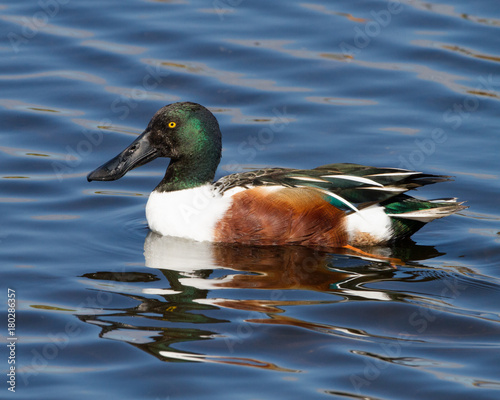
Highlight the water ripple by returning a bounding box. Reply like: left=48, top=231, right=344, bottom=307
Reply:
left=142, top=57, right=312, bottom=92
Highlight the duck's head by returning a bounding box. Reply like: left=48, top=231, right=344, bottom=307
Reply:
left=87, top=102, right=222, bottom=191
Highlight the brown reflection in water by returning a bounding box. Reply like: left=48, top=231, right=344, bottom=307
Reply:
left=212, top=244, right=351, bottom=291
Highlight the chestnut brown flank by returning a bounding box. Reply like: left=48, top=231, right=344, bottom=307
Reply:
left=214, top=187, right=348, bottom=247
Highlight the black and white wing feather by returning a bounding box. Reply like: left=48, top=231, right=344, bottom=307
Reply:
left=213, top=163, right=451, bottom=212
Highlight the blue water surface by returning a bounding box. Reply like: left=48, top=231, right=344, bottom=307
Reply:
left=1, top=0, right=500, bottom=399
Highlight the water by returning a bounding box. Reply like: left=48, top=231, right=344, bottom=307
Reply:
left=1, top=0, right=500, bottom=399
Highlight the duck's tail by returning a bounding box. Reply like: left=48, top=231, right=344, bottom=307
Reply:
left=384, top=197, right=467, bottom=240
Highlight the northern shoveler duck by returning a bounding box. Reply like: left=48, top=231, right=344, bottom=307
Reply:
left=88, top=102, right=466, bottom=248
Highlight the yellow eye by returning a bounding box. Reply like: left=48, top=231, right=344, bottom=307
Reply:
left=168, top=121, right=176, bottom=128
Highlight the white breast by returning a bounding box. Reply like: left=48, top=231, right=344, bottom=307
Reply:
left=145, top=184, right=233, bottom=242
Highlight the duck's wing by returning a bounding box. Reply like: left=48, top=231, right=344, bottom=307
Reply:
left=214, top=163, right=451, bottom=212
left=214, top=167, right=293, bottom=192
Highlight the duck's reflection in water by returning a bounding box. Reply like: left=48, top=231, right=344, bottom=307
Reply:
left=79, top=232, right=444, bottom=370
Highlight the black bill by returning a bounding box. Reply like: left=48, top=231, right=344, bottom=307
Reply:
left=87, top=130, right=159, bottom=182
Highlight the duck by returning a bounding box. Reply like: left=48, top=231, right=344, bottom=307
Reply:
left=88, top=102, right=466, bottom=248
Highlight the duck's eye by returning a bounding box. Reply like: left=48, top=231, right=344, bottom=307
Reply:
left=168, top=121, right=176, bottom=128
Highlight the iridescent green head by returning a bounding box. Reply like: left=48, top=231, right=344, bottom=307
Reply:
left=87, top=102, right=222, bottom=192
